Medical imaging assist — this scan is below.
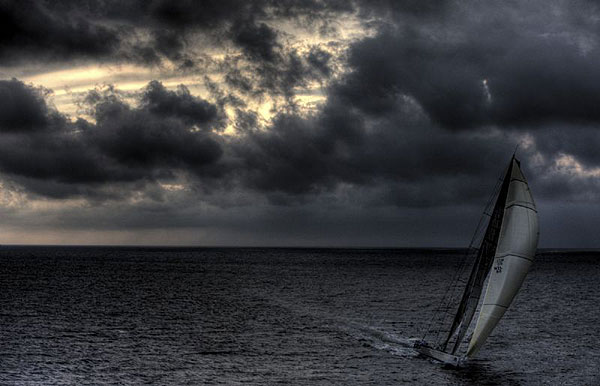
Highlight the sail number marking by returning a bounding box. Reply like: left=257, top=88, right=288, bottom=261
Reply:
left=494, top=258, right=504, bottom=273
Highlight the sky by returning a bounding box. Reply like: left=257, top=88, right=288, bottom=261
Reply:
left=0, top=0, right=599, bottom=247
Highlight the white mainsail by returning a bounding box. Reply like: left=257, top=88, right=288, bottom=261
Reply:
left=466, top=158, right=539, bottom=356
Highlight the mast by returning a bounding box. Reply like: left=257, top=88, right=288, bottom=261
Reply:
left=441, top=157, right=514, bottom=354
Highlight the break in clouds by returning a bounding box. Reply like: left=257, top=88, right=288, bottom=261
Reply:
left=0, top=0, right=600, bottom=246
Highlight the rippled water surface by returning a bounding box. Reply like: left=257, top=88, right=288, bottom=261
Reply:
left=1, top=246, right=598, bottom=385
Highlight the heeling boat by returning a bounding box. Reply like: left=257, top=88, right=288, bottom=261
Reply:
left=411, top=154, right=539, bottom=366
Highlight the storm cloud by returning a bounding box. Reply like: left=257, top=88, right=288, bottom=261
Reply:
left=0, top=79, right=227, bottom=198
left=0, top=0, right=600, bottom=246
left=0, top=0, right=353, bottom=67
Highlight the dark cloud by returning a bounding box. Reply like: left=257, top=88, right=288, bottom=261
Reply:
left=0, top=79, right=54, bottom=131
left=533, top=125, right=600, bottom=169
left=0, top=0, right=121, bottom=64
left=355, top=0, right=451, bottom=19
left=1, top=1, right=600, bottom=247
left=222, top=0, right=600, bottom=211
left=91, top=93, right=224, bottom=174
left=306, top=47, right=332, bottom=78
left=150, top=30, right=191, bottom=65
left=3, top=2, right=600, bottom=191
left=221, top=17, right=335, bottom=101
left=0, top=79, right=228, bottom=198
left=140, top=81, right=224, bottom=129
left=0, top=75, right=513, bottom=209
left=341, top=2, right=600, bottom=130
left=222, top=46, right=335, bottom=103
left=147, top=0, right=263, bottom=30
left=231, top=20, right=280, bottom=63
left=234, top=92, right=515, bottom=206
left=0, top=0, right=356, bottom=67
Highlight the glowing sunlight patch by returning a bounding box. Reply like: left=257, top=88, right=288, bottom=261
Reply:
left=554, top=153, right=600, bottom=178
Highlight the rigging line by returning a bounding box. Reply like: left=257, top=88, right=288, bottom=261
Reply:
left=440, top=173, right=506, bottom=348
left=433, top=246, right=479, bottom=345
left=421, top=171, right=505, bottom=344
left=442, top=166, right=511, bottom=353
left=422, top=172, right=504, bottom=342
left=422, top=244, right=477, bottom=342
left=437, top=176, right=501, bottom=322
left=423, top=242, right=480, bottom=341
left=420, top=179, right=502, bottom=343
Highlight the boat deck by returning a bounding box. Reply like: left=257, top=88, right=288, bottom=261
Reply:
left=412, top=340, right=465, bottom=367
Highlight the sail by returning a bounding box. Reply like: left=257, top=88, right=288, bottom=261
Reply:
left=466, top=158, right=539, bottom=356
left=441, top=160, right=513, bottom=354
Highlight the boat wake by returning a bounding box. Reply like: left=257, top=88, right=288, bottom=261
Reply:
left=333, top=319, right=416, bottom=357
left=256, top=293, right=417, bottom=357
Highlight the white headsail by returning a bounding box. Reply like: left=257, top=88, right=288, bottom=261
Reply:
left=466, top=158, right=539, bottom=356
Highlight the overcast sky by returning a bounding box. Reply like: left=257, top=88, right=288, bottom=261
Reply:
left=0, top=0, right=599, bottom=247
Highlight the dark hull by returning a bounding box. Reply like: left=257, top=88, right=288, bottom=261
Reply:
left=412, top=341, right=465, bottom=367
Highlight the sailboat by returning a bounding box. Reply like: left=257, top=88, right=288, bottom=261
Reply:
left=411, top=154, right=539, bottom=366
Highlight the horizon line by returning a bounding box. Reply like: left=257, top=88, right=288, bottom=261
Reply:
left=0, top=243, right=597, bottom=251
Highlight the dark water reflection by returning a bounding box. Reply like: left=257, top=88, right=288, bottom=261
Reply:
left=0, top=247, right=598, bottom=385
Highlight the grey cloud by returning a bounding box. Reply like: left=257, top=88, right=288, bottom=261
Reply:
left=0, top=0, right=122, bottom=64
left=0, top=76, right=514, bottom=208
left=1, top=1, right=600, bottom=248
left=140, top=81, right=224, bottom=129
left=0, top=79, right=54, bottom=131
left=223, top=47, right=335, bottom=103
left=306, top=47, right=332, bottom=78
left=91, top=96, right=224, bottom=174
left=234, top=88, right=516, bottom=206
left=0, top=79, right=228, bottom=198
left=0, top=0, right=356, bottom=67
left=220, top=1, right=600, bottom=208
left=231, top=20, right=280, bottom=63
left=342, top=2, right=600, bottom=130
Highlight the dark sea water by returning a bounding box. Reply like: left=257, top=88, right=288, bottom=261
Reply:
left=0, top=246, right=598, bottom=385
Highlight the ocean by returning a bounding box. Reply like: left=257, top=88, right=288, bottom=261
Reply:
left=0, top=246, right=598, bottom=385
